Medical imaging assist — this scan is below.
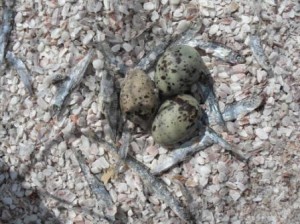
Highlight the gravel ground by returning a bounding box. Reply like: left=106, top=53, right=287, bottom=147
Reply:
left=0, top=0, right=299, bottom=223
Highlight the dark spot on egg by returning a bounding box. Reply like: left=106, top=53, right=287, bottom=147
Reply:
left=175, top=57, right=181, bottom=64
left=186, top=123, right=194, bottom=130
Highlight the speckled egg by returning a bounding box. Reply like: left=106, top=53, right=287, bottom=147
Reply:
left=120, top=69, right=159, bottom=129
left=151, top=94, right=201, bottom=146
left=155, top=45, right=207, bottom=96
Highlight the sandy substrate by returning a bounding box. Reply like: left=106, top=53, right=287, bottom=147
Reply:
left=0, top=0, right=299, bottom=223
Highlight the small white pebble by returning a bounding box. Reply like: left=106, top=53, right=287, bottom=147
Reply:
left=111, top=44, right=121, bottom=52
left=231, top=74, right=242, bottom=82
left=144, top=2, right=155, bottom=11
left=226, top=182, right=238, bottom=190
left=128, top=209, right=133, bottom=217
left=30, top=109, right=37, bottom=118
left=10, top=96, right=19, bottom=105
left=22, top=182, right=31, bottom=189
left=15, top=12, right=23, bottom=23
left=173, top=8, right=183, bottom=18
left=122, top=43, right=133, bottom=52
left=52, top=208, right=60, bottom=217
left=116, top=183, right=128, bottom=193
left=241, top=23, right=251, bottom=33
left=196, top=156, right=205, bottom=165
left=37, top=97, right=48, bottom=111
left=143, top=155, right=155, bottom=163
left=229, top=190, right=241, bottom=201
left=19, top=144, right=34, bottom=161
left=56, top=190, right=76, bottom=203
left=241, top=15, right=251, bottom=24
left=201, top=8, right=210, bottom=17
left=43, top=112, right=51, bottom=122
left=86, top=0, right=102, bottom=13
left=197, top=165, right=211, bottom=187
left=37, top=42, right=44, bottom=52
left=257, top=69, right=267, bottom=83
left=230, top=82, right=242, bottom=92
left=91, top=157, right=110, bottom=173
left=82, top=30, right=95, bottom=45
left=253, top=196, right=262, bottom=202
left=253, top=156, right=265, bottom=165
left=58, top=0, right=66, bottom=6
left=103, top=0, right=110, bottom=10
left=267, top=97, right=275, bottom=105
left=170, top=0, right=180, bottom=5
left=92, top=59, right=104, bottom=70
left=51, top=28, right=62, bottom=39
left=269, top=51, right=279, bottom=64
left=2, top=197, right=12, bottom=206
left=149, top=195, right=160, bottom=205
left=232, top=64, right=247, bottom=74
left=12, top=41, right=21, bottom=51
left=209, top=24, right=219, bottom=36
left=75, top=183, right=85, bottom=191
left=218, top=72, right=229, bottom=78
left=255, top=128, right=269, bottom=140
left=227, top=1, right=239, bottom=13
left=238, top=130, right=248, bottom=138
left=68, top=210, right=77, bottom=219
left=151, top=11, right=159, bottom=21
